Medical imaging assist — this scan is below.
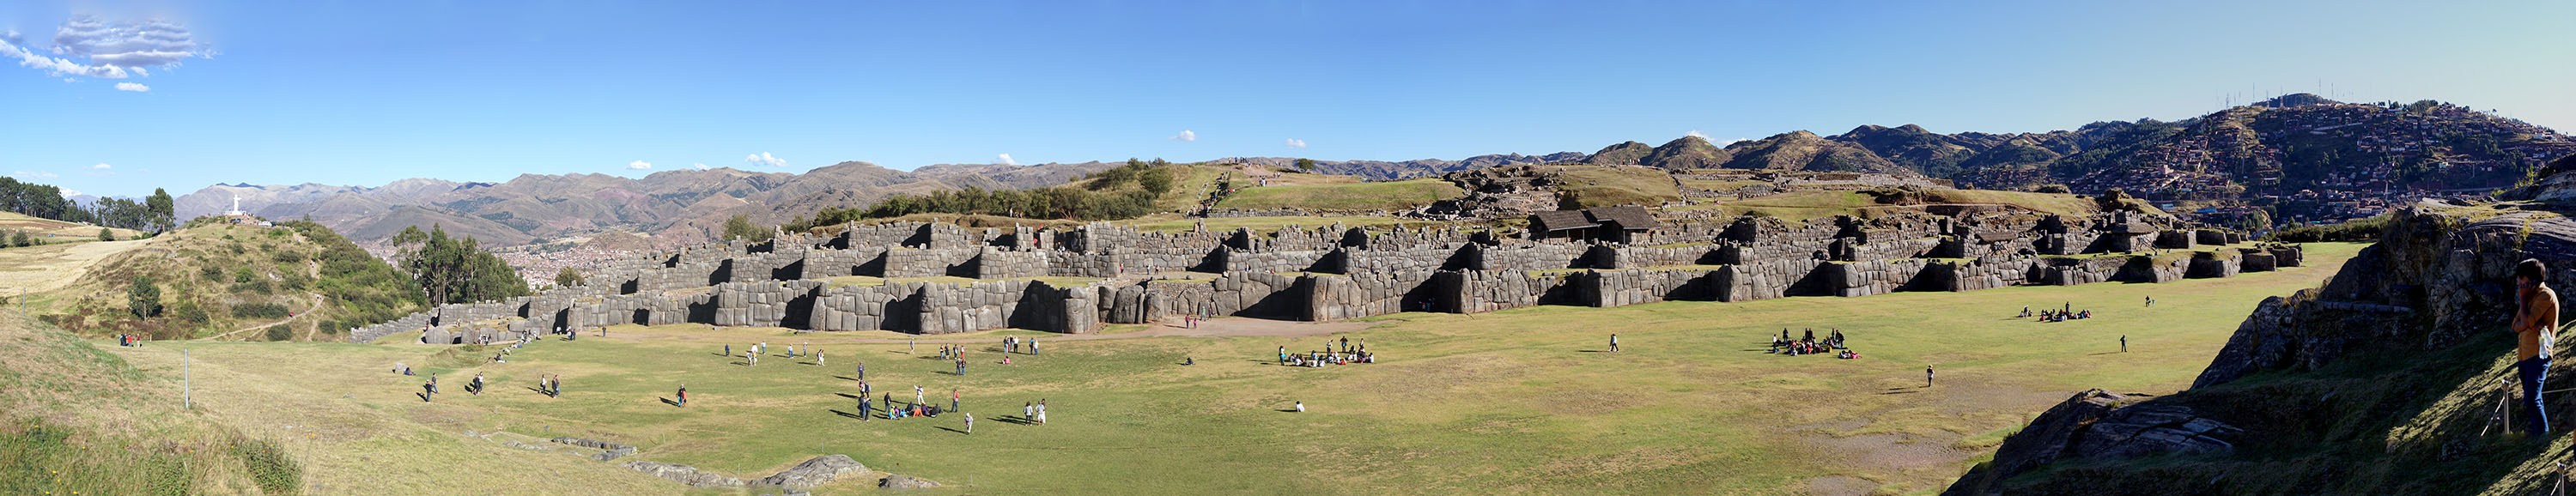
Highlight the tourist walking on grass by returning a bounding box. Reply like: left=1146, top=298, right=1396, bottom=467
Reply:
left=856, top=362, right=866, bottom=379
left=915, top=385, right=925, bottom=407
left=471, top=372, right=485, bottom=396
left=1925, top=366, right=1935, bottom=387
left=1036, top=400, right=1048, bottom=424
left=859, top=395, right=872, bottom=420
left=2120, top=336, right=2128, bottom=353
left=951, top=389, right=960, bottom=413
left=677, top=384, right=688, bottom=407
left=1609, top=334, right=1620, bottom=353
left=964, top=413, right=974, bottom=434
left=2513, top=259, right=2559, bottom=435
left=422, top=378, right=435, bottom=402
left=1024, top=402, right=1034, bottom=420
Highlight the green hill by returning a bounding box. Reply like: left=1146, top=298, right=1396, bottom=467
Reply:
left=37, top=219, right=424, bottom=342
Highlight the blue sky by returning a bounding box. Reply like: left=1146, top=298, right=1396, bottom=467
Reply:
left=3, top=1, right=2570, bottom=197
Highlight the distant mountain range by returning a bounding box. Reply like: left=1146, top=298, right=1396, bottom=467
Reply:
left=177, top=94, right=2573, bottom=247
left=175, top=161, right=1114, bottom=246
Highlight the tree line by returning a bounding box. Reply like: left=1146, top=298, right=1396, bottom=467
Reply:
left=0, top=178, right=176, bottom=233
left=390, top=225, right=532, bottom=305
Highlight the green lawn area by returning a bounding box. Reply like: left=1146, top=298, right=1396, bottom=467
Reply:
left=1556, top=166, right=1683, bottom=209
left=1214, top=178, right=1465, bottom=211
left=95, top=242, right=2366, bottom=494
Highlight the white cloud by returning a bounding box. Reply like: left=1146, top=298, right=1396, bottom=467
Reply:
left=90, top=163, right=111, bottom=169
left=692, top=162, right=710, bottom=170
left=113, top=82, right=147, bottom=92
left=626, top=160, right=653, bottom=170
left=744, top=152, right=787, bottom=167
left=11, top=171, right=58, bottom=179
left=1686, top=130, right=1708, bottom=139
left=58, top=188, right=83, bottom=197
left=1285, top=138, right=1308, bottom=148
left=1170, top=130, right=1196, bottom=142
left=997, top=154, right=1018, bottom=166
left=2, top=17, right=211, bottom=82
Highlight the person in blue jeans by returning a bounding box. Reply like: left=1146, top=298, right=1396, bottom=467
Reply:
left=2513, top=258, right=2560, bottom=435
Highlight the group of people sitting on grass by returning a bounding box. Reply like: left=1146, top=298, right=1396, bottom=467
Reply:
left=1279, top=337, right=1376, bottom=367
left=2020, top=305, right=2092, bottom=322
left=1770, top=328, right=1857, bottom=359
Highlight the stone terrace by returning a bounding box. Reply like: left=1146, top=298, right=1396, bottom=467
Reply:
left=354, top=215, right=2300, bottom=345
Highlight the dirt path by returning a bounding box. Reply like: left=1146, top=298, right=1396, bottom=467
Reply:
left=201, top=292, right=325, bottom=341
left=601, top=315, right=1389, bottom=345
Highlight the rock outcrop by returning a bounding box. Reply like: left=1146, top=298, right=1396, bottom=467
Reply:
left=622, top=455, right=866, bottom=489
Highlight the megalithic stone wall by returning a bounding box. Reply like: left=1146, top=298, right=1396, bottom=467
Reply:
left=1303, top=269, right=1438, bottom=320
left=1573, top=269, right=1712, bottom=307
left=1711, top=258, right=1813, bottom=302
left=2240, top=251, right=2277, bottom=272
left=2188, top=252, right=2243, bottom=279
left=355, top=212, right=2263, bottom=344
left=1433, top=269, right=1554, bottom=313
left=2115, top=255, right=2190, bottom=283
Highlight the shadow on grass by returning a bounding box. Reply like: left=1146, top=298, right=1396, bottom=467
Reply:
left=935, top=426, right=969, bottom=435
left=834, top=393, right=863, bottom=399
left=659, top=397, right=680, bottom=407
left=835, top=376, right=864, bottom=381
left=993, top=415, right=1036, bottom=426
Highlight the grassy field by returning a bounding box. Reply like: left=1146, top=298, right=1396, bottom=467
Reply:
left=80, top=242, right=2366, bottom=494
left=1215, top=178, right=1465, bottom=211
left=0, top=210, right=147, bottom=242
left=1556, top=166, right=1683, bottom=209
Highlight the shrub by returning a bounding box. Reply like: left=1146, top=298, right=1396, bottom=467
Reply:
left=2266, top=214, right=2391, bottom=243
left=228, top=436, right=301, bottom=494
left=128, top=275, right=161, bottom=318
left=231, top=302, right=289, bottom=319
left=262, top=324, right=292, bottom=342
left=97, top=227, right=114, bottom=241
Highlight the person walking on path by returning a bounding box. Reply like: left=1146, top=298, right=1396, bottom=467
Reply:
left=2513, top=258, right=2560, bottom=435
left=677, top=384, right=688, bottom=407
left=1925, top=366, right=1935, bottom=387
left=964, top=413, right=974, bottom=434
left=1609, top=334, right=1620, bottom=353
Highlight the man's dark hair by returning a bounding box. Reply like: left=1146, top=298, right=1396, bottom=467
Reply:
left=2518, top=258, right=2549, bottom=282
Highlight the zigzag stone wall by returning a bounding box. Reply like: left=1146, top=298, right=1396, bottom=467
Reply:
left=355, top=213, right=2306, bottom=344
